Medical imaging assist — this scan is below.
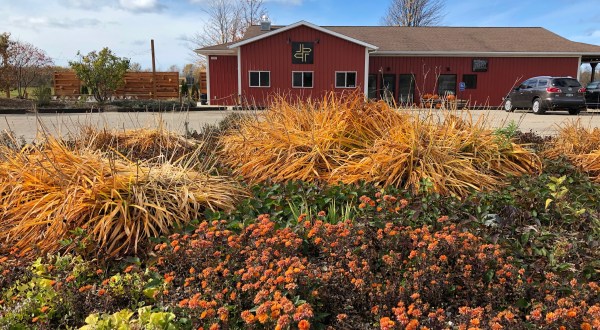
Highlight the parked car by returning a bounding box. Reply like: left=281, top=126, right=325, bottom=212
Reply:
left=503, top=76, right=586, bottom=115
left=585, top=81, right=600, bottom=109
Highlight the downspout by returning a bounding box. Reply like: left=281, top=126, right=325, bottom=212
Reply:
left=206, top=56, right=211, bottom=105
left=364, top=48, right=369, bottom=100
left=577, top=56, right=582, bottom=81
left=237, top=47, right=242, bottom=106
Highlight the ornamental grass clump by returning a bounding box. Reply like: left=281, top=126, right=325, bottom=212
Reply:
left=77, top=125, right=201, bottom=163
left=333, top=113, right=542, bottom=196
left=220, top=93, right=541, bottom=197
left=219, top=92, right=405, bottom=183
left=0, top=137, right=243, bottom=258
left=544, top=120, right=600, bottom=182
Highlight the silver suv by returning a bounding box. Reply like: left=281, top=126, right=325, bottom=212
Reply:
left=504, top=76, right=586, bottom=115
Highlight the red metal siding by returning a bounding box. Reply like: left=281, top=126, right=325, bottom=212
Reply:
left=208, top=55, right=238, bottom=105
left=369, top=56, right=579, bottom=107
left=240, top=25, right=366, bottom=106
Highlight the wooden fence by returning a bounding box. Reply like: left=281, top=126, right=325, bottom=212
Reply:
left=54, top=71, right=179, bottom=99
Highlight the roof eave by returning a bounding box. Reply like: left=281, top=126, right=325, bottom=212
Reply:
left=371, top=51, right=589, bottom=57
left=195, top=49, right=237, bottom=56
left=228, top=20, right=378, bottom=50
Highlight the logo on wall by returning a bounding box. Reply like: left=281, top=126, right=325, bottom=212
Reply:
left=472, top=58, right=488, bottom=72
left=292, top=42, right=314, bottom=64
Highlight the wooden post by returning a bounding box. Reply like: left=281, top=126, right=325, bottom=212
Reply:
left=151, top=39, right=156, bottom=100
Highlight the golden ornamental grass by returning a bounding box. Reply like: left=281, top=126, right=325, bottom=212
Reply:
left=220, top=93, right=541, bottom=197
left=77, top=125, right=201, bottom=163
left=545, top=120, right=600, bottom=182
left=0, top=137, right=243, bottom=258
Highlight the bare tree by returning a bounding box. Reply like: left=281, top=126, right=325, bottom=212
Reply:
left=189, top=0, right=268, bottom=65
left=241, top=0, right=267, bottom=34
left=382, top=0, right=446, bottom=27
left=10, top=41, right=54, bottom=98
left=130, top=62, right=143, bottom=72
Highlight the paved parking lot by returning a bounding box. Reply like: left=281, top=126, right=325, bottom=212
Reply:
left=1, top=108, right=600, bottom=142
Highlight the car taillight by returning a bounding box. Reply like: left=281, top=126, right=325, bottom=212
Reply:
left=546, top=87, right=561, bottom=93
left=578, top=87, right=586, bottom=93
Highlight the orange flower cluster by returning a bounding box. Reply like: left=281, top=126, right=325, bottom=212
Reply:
left=135, top=211, right=600, bottom=328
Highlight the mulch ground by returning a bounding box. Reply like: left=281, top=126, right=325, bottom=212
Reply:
left=0, top=98, right=34, bottom=110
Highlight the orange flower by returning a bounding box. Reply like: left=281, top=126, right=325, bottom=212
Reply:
left=65, top=275, right=76, bottom=283
left=581, top=322, right=592, bottom=330
left=32, top=316, right=39, bottom=323
left=257, top=313, right=269, bottom=324
left=98, top=289, right=107, bottom=296
left=124, top=265, right=134, bottom=273
left=379, top=317, right=395, bottom=330
left=298, top=320, right=310, bottom=330
left=40, top=306, right=49, bottom=313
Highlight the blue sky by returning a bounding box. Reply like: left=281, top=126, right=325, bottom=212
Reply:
left=1, top=0, right=599, bottom=70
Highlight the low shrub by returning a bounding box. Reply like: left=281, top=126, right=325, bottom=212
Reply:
left=32, top=85, right=52, bottom=107
left=150, top=214, right=600, bottom=329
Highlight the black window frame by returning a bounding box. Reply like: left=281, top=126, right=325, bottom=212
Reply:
left=292, top=71, right=314, bottom=88
left=249, top=71, right=270, bottom=88
left=335, top=71, right=357, bottom=88
left=462, top=74, right=477, bottom=89
left=437, top=74, right=457, bottom=96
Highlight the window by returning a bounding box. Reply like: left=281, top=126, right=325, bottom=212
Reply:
left=462, top=74, right=477, bottom=89
left=537, top=80, right=548, bottom=88
left=335, top=72, right=357, bottom=88
left=249, top=71, right=270, bottom=87
left=437, top=74, right=456, bottom=96
left=292, top=71, right=313, bottom=88
left=520, top=79, right=537, bottom=89
left=398, top=74, right=416, bottom=104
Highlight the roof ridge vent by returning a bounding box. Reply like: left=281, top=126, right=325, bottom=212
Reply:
left=260, top=15, right=271, bottom=31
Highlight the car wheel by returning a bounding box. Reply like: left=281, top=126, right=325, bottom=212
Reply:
left=568, top=108, right=581, bottom=115
left=532, top=98, right=545, bottom=114
left=504, top=99, right=514, bottom=112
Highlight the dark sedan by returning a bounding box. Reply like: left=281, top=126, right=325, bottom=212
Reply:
left=586, top=81, right=600, bottom=108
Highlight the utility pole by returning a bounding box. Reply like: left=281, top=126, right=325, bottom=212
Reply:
left=151, top=39, right=156, bottom=100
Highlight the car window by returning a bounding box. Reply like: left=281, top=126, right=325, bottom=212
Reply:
left=588, top=82, right=598, bottom=89
left=552, top=78, right=581, bottom=88
left=538, top=80, right=548, bottom=87
left=521, top=79, right=536, bottom=89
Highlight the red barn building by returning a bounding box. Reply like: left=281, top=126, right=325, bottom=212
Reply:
left=196, top=20, right=600, bottom=107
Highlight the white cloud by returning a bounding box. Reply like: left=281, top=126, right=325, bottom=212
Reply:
left=63, top=0, right=99, bottom=8
left=119, top=0, right=164, bottom=12
left=8, top=16, right=102, bottom=30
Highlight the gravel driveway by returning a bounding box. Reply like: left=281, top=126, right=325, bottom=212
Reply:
left=1, top=108, right=600, bottom=142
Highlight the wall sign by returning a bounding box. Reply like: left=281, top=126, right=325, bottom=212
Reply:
left=472, top=58, right=488, bottom=72
left=292, top=42, right=314, bottom=64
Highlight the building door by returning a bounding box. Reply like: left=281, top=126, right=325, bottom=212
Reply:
left=398, top=74, right=416, bottom=105
left=382, top=74, right=396, bottom=103
left=368, top=74, right=378, bottom=99
left=437, top=74, right=457, bottom=97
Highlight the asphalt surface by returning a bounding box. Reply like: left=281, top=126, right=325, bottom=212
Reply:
left=1, top=108, right=600, bottom=142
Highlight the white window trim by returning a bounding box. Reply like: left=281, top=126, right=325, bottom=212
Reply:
left=292, top=71, right=314, bottom=89
left=249, top=71, right=270, bottom=88
left=335, top=71, right=358, bottom=88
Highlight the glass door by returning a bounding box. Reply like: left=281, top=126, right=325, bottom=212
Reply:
left=382, top=74, right=396, bottom=104
left=398, top=74, right=416, bottom=105
left=368, top=74, right=377, bottom=99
